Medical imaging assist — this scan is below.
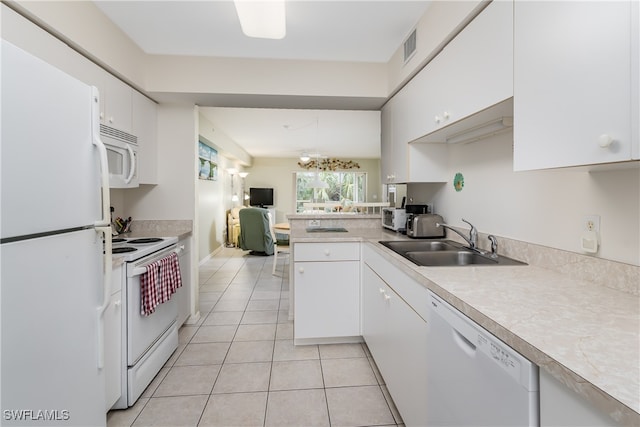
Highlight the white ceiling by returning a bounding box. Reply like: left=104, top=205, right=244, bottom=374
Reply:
left=93, top=0, right=431, bottom=159
left=94, top=1, right=430, bottom=63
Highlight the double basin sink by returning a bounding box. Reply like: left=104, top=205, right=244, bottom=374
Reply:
left=379, top=240, right=526, bottom=267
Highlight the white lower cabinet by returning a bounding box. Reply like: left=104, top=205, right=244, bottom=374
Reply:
left=105, top=265, right=123, bottom=411
left=539, top=369, right=619, bottom=426
left=362, top=246, right=429, bottom=427
left=293, top=242, right=360, bottom=343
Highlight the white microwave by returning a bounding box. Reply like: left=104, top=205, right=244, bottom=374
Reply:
left=101, top=125, right=138, bottom=188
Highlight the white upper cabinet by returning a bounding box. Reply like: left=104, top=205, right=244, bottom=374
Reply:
left=513, top=1, right=639, bottom=170
left=381, top=97, right=401, bottom=183
left=382, top=95, right=409, bottom=183
left=380, top=0, right=512, bottom=183
left=132, top=91, right=158, bottom=184
left=381, top=97, right=447, bottom=184
left=410, top=0, right=514, bottom=143
left=103, top=73, right=133, bottom=134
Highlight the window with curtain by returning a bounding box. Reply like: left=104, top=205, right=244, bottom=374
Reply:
left=295, top=171, right=367, bottom=212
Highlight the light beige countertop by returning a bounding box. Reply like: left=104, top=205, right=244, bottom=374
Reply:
left=290, top=227, right=640, bottom=425
left=114, top=219, right=193, bottom=241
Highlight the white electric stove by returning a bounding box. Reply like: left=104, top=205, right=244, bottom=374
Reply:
left=110, top=235, right=182, bottom=409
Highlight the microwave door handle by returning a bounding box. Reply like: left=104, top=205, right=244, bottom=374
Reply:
left=91, top=87, right=111, bottom=227
left=124, top=144, right=136, bottom=184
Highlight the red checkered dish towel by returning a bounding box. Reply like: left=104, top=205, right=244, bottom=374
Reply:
left=140, top=252, right=182, bottom=316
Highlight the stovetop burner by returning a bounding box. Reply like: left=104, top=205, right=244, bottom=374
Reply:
left=112, top=238, right=127, bottom=243
left=128, top=238, right=164, bottom=244
left=113, top=247, right=138, bottom=254
left=110, top=236, right=177, bottom=262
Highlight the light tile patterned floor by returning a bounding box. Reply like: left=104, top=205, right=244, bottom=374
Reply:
left=107, top=247, right=404, bottom=427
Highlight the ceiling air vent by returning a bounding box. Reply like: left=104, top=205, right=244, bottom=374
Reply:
left=403, top=29, right=417, bottom=63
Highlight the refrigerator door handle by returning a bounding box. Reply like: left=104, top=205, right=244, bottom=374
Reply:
left=124, top=144, right=136, bottom=184
left=91, top=87, right=111, bottom=227
left=96, top=225, right=112, bottom=369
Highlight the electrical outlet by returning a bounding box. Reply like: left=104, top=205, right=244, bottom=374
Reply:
left=583, top=215, right=600, bottom=232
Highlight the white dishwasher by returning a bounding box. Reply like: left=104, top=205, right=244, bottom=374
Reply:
left=427, top=291, right=539, bottom=426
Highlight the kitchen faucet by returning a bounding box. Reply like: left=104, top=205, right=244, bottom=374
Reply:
left=436, top=218, right=478, bottom=250
left=488, top=235, right=498, bottom=258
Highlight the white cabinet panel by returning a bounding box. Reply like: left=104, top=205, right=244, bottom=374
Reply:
left=514, top=1, right=637, bottom=170
left=293, top=242, right=360, bottom=343
left=132, top=91, right=158, bottom=184
left=294, top=260, right=360, bottom=341
left=103, top=73, right=133, bottom=133
left=294, top=242, right=359, bottom=262
left=381, top=1, right=511, bottom=183
left=380, top=99, right=396, bottom=184
left=419, top=0, right=513, bottom=140
left=381, top=98, right=447, bottom=184
left=362, top=258, right=429, bottom=427
left=540, top=369, right=619, bottom=426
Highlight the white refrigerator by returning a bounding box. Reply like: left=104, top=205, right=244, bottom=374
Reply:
left=1, top=41, right=112, bottom=426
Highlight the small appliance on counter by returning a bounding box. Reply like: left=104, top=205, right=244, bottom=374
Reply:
left=382, top=207, right=407, bottom=232
left=407, top=213, right=445, bottom=238
left=404, top=204, right=433, bottom=236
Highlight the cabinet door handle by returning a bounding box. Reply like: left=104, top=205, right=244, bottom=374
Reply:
left=384, top=294, right=391, bottom=301
left=379, top=288, right=385, bottom=294
left=598, top=134, right=614, bottom=148
left=443, top=111, right=450, bottom=120
left=114, top=300, right=122, bottom=309
left=435, top=115, right=442, bottom=124
left=299, top=267, right=304, bottom=274
left=324, top=249, right=330, bottom=256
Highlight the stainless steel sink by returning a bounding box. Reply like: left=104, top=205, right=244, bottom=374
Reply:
left=306, top=227, right=348, bottom=233
left=379, top=240, right=526, bottom=267
left=379, top=240, right=464, bottom=253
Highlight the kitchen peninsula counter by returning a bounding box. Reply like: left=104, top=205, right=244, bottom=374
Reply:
left=288, top=226, right=640, bottom=425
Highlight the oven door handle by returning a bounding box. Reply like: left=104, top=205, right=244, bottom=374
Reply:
left=130, top=245, right=185, bottom=277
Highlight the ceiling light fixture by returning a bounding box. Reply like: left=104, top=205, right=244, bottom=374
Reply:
left=299, top=152, right=310, bottom=163
left=234, top=0, right=286, bottom=40
left=238, top=172, right=249, bottom=178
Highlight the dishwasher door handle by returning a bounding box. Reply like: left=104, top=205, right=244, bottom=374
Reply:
left=453, top=328, right=477, bottom=357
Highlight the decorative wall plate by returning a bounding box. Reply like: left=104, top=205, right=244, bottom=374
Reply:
left=454, top=172, right=464, bottom=192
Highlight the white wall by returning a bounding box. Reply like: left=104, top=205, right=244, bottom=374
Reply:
left=408, top=132, right=640, bottom=266
left=7, top=1, right=146, bottom=89
left=245, top=157, right=381, bottom=223
left=146, top=55, right=387, bottom=101
left=123, top=105, right=197, bottom=220
left=197, top=175, right=224, bottom=260
left=197, top=114, right=250, bottom=262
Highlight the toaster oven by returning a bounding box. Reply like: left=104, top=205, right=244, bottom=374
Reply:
left=382, top=208, right=407, bottom=231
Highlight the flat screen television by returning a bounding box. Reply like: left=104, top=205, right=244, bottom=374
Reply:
left=249, top=187, right=274, bottom=208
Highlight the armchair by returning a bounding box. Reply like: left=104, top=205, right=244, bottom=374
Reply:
left=238, top=208, right=275, bottom=255
left=227, top=206, right=246, bottom=246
